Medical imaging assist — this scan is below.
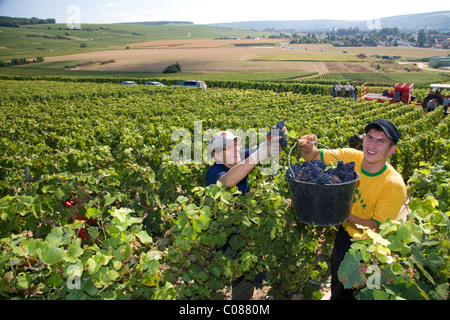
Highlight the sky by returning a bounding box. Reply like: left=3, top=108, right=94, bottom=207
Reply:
left=0, top=0, right=449, bottom=25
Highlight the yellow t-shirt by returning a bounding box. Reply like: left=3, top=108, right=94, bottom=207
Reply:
left=320, top=148, right=407, bottom=239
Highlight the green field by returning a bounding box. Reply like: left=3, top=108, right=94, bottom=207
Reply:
left=0, top=23, right=274, bottom=61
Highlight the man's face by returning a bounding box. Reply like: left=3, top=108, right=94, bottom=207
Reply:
left=362, top=128, right=396, bottom=166
left=213, top=139, right=241, bottom=166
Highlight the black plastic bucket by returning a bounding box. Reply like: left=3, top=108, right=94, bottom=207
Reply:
left=286, top=172, right=360, bottom=226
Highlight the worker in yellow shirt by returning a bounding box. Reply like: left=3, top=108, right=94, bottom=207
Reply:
left=298, top=119, right=407, bottom=300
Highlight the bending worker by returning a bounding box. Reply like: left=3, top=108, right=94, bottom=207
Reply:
left=298, top=119, right=407, bottom=300
left=205, top=129, right=282, bottom=299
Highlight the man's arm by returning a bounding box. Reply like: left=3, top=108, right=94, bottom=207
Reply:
left=219, top=137, right=281, bottom=188
left=218, top=159, right=256, bottom=188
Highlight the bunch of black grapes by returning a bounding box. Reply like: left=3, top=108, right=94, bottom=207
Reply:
left=286, top=160, right=356, bottom=184
left=267, top=120, right=288, bottom=148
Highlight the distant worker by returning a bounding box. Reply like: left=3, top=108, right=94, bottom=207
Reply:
left=443, top=96, right=449, bottom=118
left=331, top=86, right=336, bottom=98
left=345, top=82, right=351, bottom=98
left=351, top=84, right=358, bottom=101
left=336, top=82, right=343, bottom=97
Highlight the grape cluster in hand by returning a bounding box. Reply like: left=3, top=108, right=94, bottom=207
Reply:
left=286, top=160, right=356, bottom=184
left=268, top=120, right=288, bottom=148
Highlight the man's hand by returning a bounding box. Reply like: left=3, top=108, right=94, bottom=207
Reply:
left=297, top=134, right=320, bottom=162
left=347, top=214, right=380, bottom=232
left=297, top=134, right=316, bottom=150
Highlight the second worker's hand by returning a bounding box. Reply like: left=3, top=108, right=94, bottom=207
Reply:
left=298, top=134, right=316, bottom=152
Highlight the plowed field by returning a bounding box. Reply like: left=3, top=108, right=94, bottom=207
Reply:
left=45, top=40, right=375, bottom=74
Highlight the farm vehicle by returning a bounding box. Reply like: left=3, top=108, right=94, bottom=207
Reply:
left=421, top=83, right=450, bottom=113
left=361, top=82, right=415, bottom=104
left=361, top=82, right=450, bottom=116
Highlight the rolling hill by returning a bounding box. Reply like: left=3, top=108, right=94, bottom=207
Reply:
left=208, top=11, right=450, bottom=32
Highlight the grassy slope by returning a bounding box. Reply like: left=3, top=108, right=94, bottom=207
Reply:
left=0, top=23, right=273, bottom=60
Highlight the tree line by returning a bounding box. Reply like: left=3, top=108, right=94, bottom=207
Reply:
left=0, top=57, right=44, bottom=67
left=0, top=16, right=56, bottom=28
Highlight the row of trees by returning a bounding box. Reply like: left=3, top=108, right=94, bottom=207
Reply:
left=0, top=57, right=44, bottom=68
left=0, top=16, right=56, bottom=28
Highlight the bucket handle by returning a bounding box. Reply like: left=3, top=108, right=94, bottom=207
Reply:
left=288, top=139, right=344, bottom=178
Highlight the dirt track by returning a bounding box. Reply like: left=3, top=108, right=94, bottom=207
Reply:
left=45, top=40, right=375, bottom=74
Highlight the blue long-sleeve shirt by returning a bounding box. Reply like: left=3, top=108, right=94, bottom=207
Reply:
left=205, top=149, right=253, bottom=195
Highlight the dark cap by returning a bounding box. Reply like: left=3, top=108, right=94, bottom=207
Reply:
left=364, top=119, right=400, bottom=144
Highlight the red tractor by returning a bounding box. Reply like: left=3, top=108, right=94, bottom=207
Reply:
left=422, top=83, right=450, bottom=114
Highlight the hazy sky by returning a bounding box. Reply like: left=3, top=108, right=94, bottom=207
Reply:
left=0, top=0, right=449, bottom=25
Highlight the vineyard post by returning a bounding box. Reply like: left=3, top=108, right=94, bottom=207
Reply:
left=24, top=166, right=30, bottom=182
